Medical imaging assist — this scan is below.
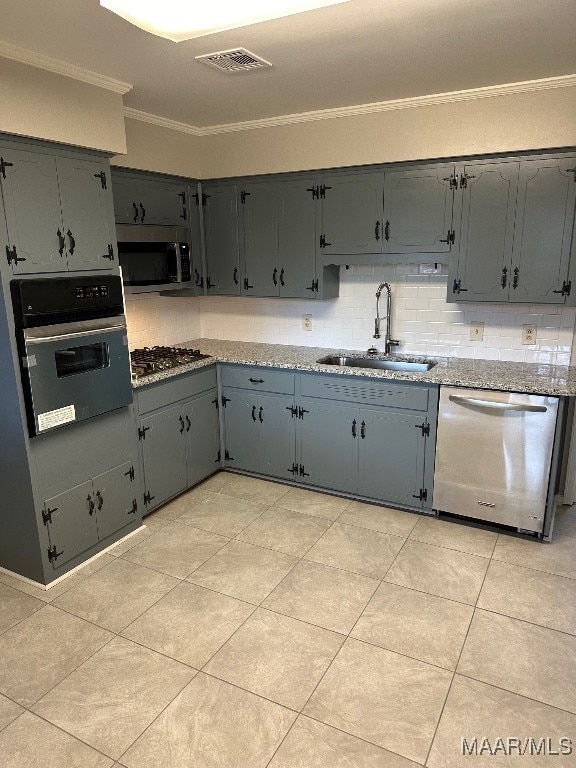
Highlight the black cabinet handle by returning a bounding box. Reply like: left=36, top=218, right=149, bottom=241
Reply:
left=252, top=405, right=257, bottom=422
left=233, top=267, right=239, bottom=285
left=249, top=378, right=264, bottom=384
left=87, top=495, right=95, bottom=516
left=352, top=419, right=357, bottom=438
left=139, top=203, right=146, bottom=223
left=273, top=268, right=278, bottom=286
left=57, top=229, right=65, bottom=256
left=133, top=202, right=139, bottom=223
left=360, top=420, right=366, bottom=439
left=185, top=415, right=191, bottom=432
left=384, top=220, right=390, bottom=241
left=259, top=407, right=264, bottom=423
left=96, top=491, right=104, bottom=511
left=67, top=229, right=76, bottom=255
left=280, top=268, right=285, bottom=287
left=512, top=267, right=519, bottom=289
left=179, top=415, right=185, bottom=433
left=501, top=267, right=508, bottom=289
left=375, top=221, right=381, bottom=241
left=194, top=268, right=201, bottom=287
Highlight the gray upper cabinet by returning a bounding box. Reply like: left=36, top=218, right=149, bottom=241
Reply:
left=450, top=156, right=576, bottom=304
left=203, top=183, right=241, bottom=295
left=111, top=171, right=188, bottom=226
left=509, top=158, right=576, bottom=303
left=382, top=167, right=456, bottom=254
left=278, top=176, right=319, bottom=298
left=320, top=171, right=385, bottom=255
left=241, top=181, right=279, bottom=297
left=1, top=145, right=115, bottom=274
left=450, top=161, right=519, bottom=302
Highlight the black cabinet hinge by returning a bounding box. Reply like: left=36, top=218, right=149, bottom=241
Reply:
left=0, top=157, right=14, bottom=179
left=415, top=421, right=430, bottom=437
left=240, top=190, right=251, bottom=204
left=440, top=229, right=455, bottom=245
left=452, top=278, right=468, bottom=295
left=221, top=395, right=231, bottom=408
left=94, top=170, right=107, bottom=189
left=124, top=465, right=135, bottom=481
left=553, top=280, right=572, bottom=297
left=298, top=463, right=310, bottom=477
left=298, top=406, right=309, bottom=419
left=42, top=506, right=57, bottom=526
left=224, top=449, right=234, bottom=462
left=319, top=235, right=332, bottom=249
left=103, top=244, right=114, bottom=261
left=306, top=278, right=319, bottom=292
left=244, top=277, right=254, bottom=290
left=6, top=244, right=25, bottom=266
left=212, top=397, right=219, bottom=409
left=443, top=172, right=458, bottom=190
left=143, top=490, right=155, bottom=506
left=286, top=405, right=298, bottom=417
left=129, top=499, right=138, bottom=515
left=460, top=173, right=475, bottom=189
left=47, top=545, right=63, bottom=563
left=306, top=185, right=320, bottom=200
left=412, top=488, right=428, bottom=502
left=138, top=426, right=150, bottom=440
left=216, top=450, right=221, bottom=463
left=319, top=185, right=331, bottom=199
left=287, top=462, right=299, bottom=475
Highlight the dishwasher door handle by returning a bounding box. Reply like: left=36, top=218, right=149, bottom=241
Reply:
left=449, top=395, right=548, bottom=413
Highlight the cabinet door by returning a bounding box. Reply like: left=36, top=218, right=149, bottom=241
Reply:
left=92, top=461, right=138, bottom=541
left=257, top=394, right=297, bottom=480
left=57, top=157, right=114, bottom=272
left=140, top=405, right=188, bottom=511
left=222, top=390, right=258, bottom=472
left=383, top=167, right=455, bottom=254
left=0, top=148, right=65, bottom=274
left=509, top=158, right=576, bottom=304
left=44, top=481, right=98, bottom=569
left=358, top=409, right=427, bottom=508
left=241, top=182, right=279, bottom=296
left=140, top=179, right=188, bottom=226
left=450, top=162, right=519, bottom=302
left=189, top=186, right=205, bottom=295
left=185, top=391, right=221, bottom=486
left=320, top=171, right=384, bottom=255
left=111, top=174, right=141, bottom=224
left=204, top=184, right=240, bottom=295
left=278, top=177, right=318, bottom=298
left=298, top=401, right=358, bottom=493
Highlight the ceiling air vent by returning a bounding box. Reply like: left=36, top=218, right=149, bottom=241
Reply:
left=195, top=48, right=272, bottom=73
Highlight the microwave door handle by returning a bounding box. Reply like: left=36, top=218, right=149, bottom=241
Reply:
left=448, top=395, right=547, bottom=413
left=171, top=243, right=182, bottom=284
left=25, top=324, right=126, bottom=345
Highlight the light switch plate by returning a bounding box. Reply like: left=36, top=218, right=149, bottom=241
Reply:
left=470, top=321, right=484, bottom=341
left=523, top=325, right=537, bottom=345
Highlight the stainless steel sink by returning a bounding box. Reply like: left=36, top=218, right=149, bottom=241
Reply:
left=317, top=356, right=436, bottom=372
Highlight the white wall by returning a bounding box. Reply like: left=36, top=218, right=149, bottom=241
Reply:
left=0, top=59, right=126, bottom=154
left=111, top=118, right=203, bottom=177
left=126, top=266, right=576, bottom=364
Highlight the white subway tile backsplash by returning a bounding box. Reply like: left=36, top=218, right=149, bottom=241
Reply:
left=123, top=265, right=576, bottom=365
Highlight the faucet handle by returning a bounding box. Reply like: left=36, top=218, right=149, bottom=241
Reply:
left=366, top=346, right=378, bottom=356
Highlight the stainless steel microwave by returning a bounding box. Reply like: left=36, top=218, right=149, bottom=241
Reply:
left=116, top=225, right=192, bottom=293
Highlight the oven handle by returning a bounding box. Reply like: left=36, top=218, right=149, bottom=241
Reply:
left=25, top=323, right=126, bottom=346
left=448, top=395, right=547, bottom=413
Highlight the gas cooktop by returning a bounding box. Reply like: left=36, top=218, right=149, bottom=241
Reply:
left=130, top=346, right=211, bottom=379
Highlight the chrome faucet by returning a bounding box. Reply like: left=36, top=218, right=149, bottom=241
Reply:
left=372, top=282, right=400, bottom=355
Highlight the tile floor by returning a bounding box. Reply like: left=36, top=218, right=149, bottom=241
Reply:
left=1, top=472, right=576, bottom=766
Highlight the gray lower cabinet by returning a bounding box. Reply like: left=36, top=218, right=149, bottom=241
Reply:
left=0, top=143, right=115, bottom=274
left=203, top=183, right=240, bottom=295
left=222, top=389, right=296, bottom=479
left=43, top=460, right=138, bottom=569
left=136, top=367, right=221, bottom=512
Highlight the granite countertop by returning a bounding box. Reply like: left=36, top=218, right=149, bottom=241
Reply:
left=132, top=338, right=576, bottom=396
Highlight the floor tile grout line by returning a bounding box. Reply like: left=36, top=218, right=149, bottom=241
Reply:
left=262, top=715, right=301, bottom=768
left=468, top=604, right=576, bottom=642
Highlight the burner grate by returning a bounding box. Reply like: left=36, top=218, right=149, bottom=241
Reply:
left=131, top=346, right=211, bottom=378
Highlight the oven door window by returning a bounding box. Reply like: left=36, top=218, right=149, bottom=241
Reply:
left=54, top=342, right=110, bottom=378
left=118, top=242, right=177, bottom=285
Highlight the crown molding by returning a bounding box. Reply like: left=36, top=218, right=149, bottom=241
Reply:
left=124, top=73, right=576, bottom=137
left=0, top=41, right=133, bottom=94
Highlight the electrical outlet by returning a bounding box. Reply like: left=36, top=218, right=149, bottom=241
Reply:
left=302, top=314, right=313, bottom=332
left=469, top=321, right=484, bottom=341
left=523, top=325, right=537, bottom=345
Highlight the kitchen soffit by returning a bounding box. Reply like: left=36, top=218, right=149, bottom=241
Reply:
left=1, top=0, right=575, bottom=129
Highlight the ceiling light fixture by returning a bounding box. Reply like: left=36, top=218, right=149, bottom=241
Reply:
left=100, top=0, right=351, bottom=42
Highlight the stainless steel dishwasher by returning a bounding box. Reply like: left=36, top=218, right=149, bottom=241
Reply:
left=433, top=386, right=559, bottom=534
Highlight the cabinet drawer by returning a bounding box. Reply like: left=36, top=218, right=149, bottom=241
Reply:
left=220, top=365, right=295, bottom=394
left=137, top=366, right=217, bottom=414
left=300, top=373, right=431, bottom=411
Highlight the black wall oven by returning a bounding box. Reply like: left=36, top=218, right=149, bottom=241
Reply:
left=12, top=275, right=133, bottom=436
left=116, top=225, right=191, bottom=292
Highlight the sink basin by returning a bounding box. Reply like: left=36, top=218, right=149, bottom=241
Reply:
left=317, top=356, right=436, bottom=372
